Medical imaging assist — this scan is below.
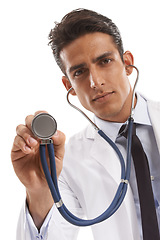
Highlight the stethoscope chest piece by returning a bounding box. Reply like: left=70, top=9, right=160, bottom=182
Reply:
left=32, top=113, right=57, bottom=140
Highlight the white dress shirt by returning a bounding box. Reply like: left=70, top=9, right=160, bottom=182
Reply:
left=24, top=93, right=160, bottom=239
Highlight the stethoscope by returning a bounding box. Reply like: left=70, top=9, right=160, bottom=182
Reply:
left=31, top=65, right=139, bottom=226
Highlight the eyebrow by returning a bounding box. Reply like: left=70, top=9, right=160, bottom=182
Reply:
left=68, top=51, right=114, bottom=74
left=69, top=63, right=86, bottom=74
left=92, top=51, right=113, bottom=63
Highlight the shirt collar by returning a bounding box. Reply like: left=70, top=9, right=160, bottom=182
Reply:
left=93, top=93, right=151, bottom=142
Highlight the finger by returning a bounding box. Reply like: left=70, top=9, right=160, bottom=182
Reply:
left=25, top=114, right=35, bottom=130
left=11, top=149, right=29, bottom=163
left=16, top=124, right=38, bottom=148
left=34, top=110, right=48, bottom=116
left=25, top=111, right=48, bottom=133
left=12, top=135, right=32, bottom=155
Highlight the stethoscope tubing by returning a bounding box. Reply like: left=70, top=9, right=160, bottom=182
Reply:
left=39, top=117, right=134, bottom=226
left=38, top=65, right=138, bottom=226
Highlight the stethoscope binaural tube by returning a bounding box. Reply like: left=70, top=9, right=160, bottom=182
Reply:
left=31, top=65, right=138, bottom=226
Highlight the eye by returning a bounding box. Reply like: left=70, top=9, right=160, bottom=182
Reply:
left=100, top=58, right=112, bottom=65
left=74, top=68, right=86, bottom=77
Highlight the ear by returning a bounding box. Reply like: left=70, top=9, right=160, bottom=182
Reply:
left=123, top=51, right=134, bottom=76
left=62, top=76, right=76, bottom=96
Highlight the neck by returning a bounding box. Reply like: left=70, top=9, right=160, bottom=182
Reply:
left=102, top=90, right=137, bottom=123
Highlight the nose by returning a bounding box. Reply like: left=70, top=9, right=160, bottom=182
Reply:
left=89, top=69, right=105, bottom=89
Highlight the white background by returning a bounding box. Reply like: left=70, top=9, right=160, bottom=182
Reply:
left=1, top=0, right=160, bottom=239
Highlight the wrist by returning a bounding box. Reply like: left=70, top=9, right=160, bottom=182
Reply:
left=26, top=188, right=54, bottom=229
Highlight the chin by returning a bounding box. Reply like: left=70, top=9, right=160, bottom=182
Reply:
left=94, top=105, right=124, bottom=122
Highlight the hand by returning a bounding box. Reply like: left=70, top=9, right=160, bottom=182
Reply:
left=11, top=111, right=66, bottom=228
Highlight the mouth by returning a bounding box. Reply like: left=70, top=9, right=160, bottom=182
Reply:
left=92, top=91, right=115, bottom=102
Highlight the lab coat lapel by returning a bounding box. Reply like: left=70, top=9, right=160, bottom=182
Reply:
left=86, top=125, right=121, bottom=185
left=86, top=125, right=140, bottom=239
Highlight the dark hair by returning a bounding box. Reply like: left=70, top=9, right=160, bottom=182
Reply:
left=48, top=8, right=124, bottom=74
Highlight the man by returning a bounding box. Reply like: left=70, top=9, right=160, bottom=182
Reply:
left=11, top=9, right=160, bottom=240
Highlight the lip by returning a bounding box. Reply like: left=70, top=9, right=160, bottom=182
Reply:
left=92, top=91, right=114, bottom=102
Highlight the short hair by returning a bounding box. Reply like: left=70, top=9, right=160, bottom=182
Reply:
left=48, top=8, right=124, bottom=74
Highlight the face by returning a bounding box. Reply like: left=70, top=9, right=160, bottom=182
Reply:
left=60, top=32, right=134, bottom=122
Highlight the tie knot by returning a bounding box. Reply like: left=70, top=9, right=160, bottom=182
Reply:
left=119, top=123, right=136, bottom=138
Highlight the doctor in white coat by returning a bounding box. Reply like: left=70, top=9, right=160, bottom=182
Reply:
left=11, top=9, right=160, bottom=240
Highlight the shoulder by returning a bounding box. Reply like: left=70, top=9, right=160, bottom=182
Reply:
left=147, top=99, right=160, bottom=112
left=138, top=92, right=160, bottom=112
left=139, top=93, right=160, bottom=129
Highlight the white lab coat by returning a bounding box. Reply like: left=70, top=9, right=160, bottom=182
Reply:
left=16, top=98, right=160, bottom=240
